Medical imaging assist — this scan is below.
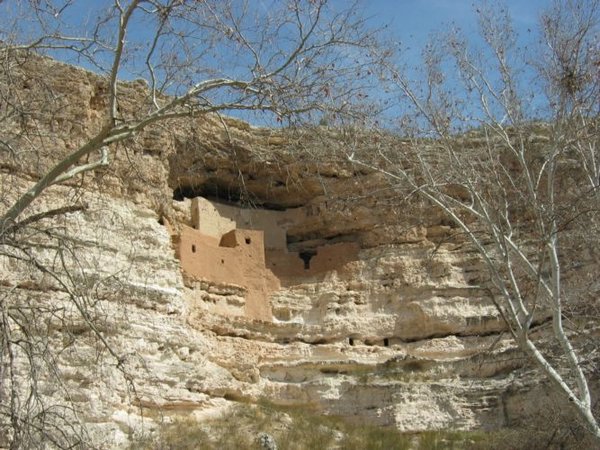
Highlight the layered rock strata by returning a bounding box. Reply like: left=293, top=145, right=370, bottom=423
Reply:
left=1, top=52, right=597, bottom=448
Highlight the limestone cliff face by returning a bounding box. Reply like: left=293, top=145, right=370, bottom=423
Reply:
left=1, top=52, right=592, bottom=448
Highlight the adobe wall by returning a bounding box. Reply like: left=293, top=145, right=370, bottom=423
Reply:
left=310, top=242, right=360, bottom=273
left=176, top=225, right=278, bottom=321
left=266, top=242, right=360, bottom=280
left=191, top=197, right=305, bottom=250
left=180, top=196, right=360, bottom=320
left=191, top=197, right=237, bottom=239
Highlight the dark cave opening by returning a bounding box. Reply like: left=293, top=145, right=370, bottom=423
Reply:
left=172, top=183, right=242, bottom=203
left=172, top=183, right=290, bottom=210
left=299, top=250, right=317, bottom=270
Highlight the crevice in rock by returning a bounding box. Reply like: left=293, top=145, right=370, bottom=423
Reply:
left=399, top=316, right=552, bottom=344
left=286, top=232, right=361, bottom=253
left=173, top=183, right=300, bottom=210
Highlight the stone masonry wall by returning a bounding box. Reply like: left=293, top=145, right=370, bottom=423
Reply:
left=180, top=197, right=362, bottom=319
left=191, top=197, right=304, bottom=250
left=175, top=225, right=279, bottom=320
left=266, top=242, right=360, bottom=281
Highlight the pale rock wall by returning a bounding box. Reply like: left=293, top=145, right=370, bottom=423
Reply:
left=0, top=175, right=579, bottom=448
left=2, top=54, right=596, bottom=449
left=1, top=180, right=222, bottom=446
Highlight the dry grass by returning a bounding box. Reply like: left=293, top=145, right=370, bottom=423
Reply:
left=131, top=401, right=563, bottom=450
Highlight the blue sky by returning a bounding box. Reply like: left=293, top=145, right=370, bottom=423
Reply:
left=359, top=0, right=551, bottom=71
left=2, top=0, right=552, bottom=76
left=353, top=0, right=555, bottom=125
left=362, top=0, right=549, bottom=39
left=1, top=0, right=557, bottom=125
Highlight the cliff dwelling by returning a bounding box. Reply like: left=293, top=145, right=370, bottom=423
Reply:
left=172, top=196, right=359, bottom=321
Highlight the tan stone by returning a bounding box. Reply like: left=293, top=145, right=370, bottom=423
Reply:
left=191, top=196, right=304, bottom=251
left=2, top=54, right=596, bottom=449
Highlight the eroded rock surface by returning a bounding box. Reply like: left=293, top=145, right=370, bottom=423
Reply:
left=1, top=53, right=597, bottom=448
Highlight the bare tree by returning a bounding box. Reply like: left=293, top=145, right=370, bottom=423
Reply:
left=350, top=0, right=600, bottom=443
left=1, top=0, right=384, bottom=228
left=0, top=1, right=385, bottom=447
